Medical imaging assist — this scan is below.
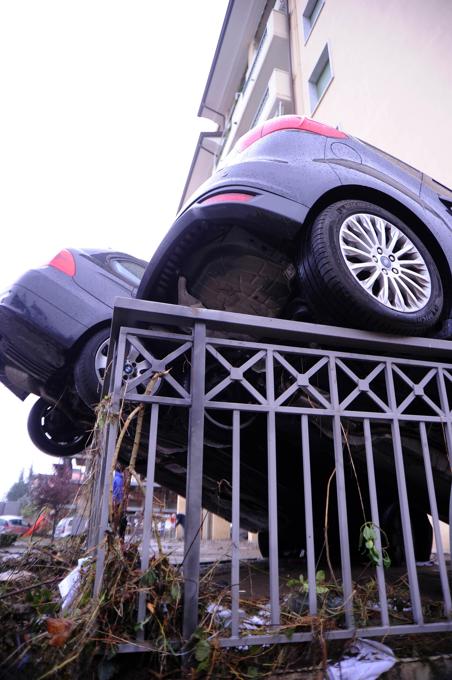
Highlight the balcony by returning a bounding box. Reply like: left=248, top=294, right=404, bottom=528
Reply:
left=219, top=9, right=291, bottom=161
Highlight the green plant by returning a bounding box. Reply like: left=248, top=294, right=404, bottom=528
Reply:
left=287, top=570, right=329, bottom=595
left=359, top=522, right=391, bottom=568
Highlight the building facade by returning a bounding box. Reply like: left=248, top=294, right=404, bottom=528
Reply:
left=181, top=0, right=452, bottom=207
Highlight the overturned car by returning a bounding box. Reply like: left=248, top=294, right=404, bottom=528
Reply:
left=132, top=115, right=452, bottom=561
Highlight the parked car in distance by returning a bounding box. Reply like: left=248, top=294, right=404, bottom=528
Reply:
left=138, top=115, right=452, bottom=339
left=54, top=516, right=88, bottom=538
left=0, top=248, right=148, bottom=456
left=0, top=515, right=29, bottom=535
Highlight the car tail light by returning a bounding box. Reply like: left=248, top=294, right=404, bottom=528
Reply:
left=198, top=192, right=255, bottom=206
left=236, top=114, right=348, bottom=152
left=48, top=249, right=76, bottom=277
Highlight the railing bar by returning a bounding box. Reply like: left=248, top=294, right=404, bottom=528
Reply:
left=93, top=418, right=119, bottom=598
left=92, top=330, right=128, bottom=595
left=120, top=325, right=193, bottom=342
left=363, top=419, right=389, bottom=627
left=437, top=368, right=452, bottom=468
left=231, top=410, right=241, bottom=638
left=110, top=329, right=128, bottom=399
left=136, top=404, right=160, bottom=634
left=329, top=357, right=354, bottom=628
left=208, top=340, right=452, bottom=368
left=436, top=369, right=452, bottom=557
left=419, top=421, right=452, bottom=617
left=182, top=321, right=207, bottom=640
left=241, top=378, right=268, bottom=405
left=301, top=415, right=317, bottom=615
left=123, top=395, right=191, bottom=406
left=385, top=362, right=424, bottom=625
left=217, top=620, right=452, bottom=648
left=200, top=399, right=452, bottom=421
left=266, top=349, right=280, bottom=625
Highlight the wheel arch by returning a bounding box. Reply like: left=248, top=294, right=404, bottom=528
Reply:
left=71, top=320, right=112, bottom=358
left=299, top=184, right=452, bottom=318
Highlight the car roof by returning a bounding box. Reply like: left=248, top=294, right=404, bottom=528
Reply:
left=0, top=515, right=24, bottom=521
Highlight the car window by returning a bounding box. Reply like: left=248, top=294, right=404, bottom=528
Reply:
left=109, top=258, right=146, bottom=287
left=10, top=519, right=23, bottom=525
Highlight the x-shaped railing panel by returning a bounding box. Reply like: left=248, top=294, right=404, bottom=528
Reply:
left=204, top=345, right=267, bottom=405
left=392, top=364, right=444, bottom=416
left=273, top=352, right=331, bottom=408
left=123, top=334, right=191, bottom=399
left=335, top=359, right=389, bottom=413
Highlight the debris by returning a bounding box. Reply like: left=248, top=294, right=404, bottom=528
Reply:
left=58, top=557, right=90, bottom=610
left=0, top=569, right=33, bottom=582
left=47, top=617, right=74, bottom=647
left=326, top=638, right=397, bottom=680
left=206, top=602, right=271, bottom=631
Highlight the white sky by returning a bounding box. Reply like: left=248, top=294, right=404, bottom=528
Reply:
left=0, top=0, right=228, bottom=499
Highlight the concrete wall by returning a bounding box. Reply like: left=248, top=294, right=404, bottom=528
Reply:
left=290, top=0, right=452, bottom=187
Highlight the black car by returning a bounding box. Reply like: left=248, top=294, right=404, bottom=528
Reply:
left=138, top=115, right=452, bottom=339
left=0, top=248, right=147, bottom=456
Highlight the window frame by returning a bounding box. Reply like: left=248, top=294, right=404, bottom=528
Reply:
left=302, top=0, right=325, bottom=42
left=308, top=43, right=333, bottom=114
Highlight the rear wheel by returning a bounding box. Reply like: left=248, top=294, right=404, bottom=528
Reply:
left=74, top=328, right=111, bottom=408
left=75, top=328, right=153, bottom=408
left=27, top=398, right=89, bottom=457
left=300, top=200, right=443, bottom=334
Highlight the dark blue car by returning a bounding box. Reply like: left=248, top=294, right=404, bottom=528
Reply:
left=0, top=248, right=147, bottom=455
left=138, top=115, right=452, bottom=338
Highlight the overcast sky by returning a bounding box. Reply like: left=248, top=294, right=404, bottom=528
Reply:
left=0, top=0, right=228, bottom=499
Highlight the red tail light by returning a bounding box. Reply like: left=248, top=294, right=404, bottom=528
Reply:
left=199, top=192, right=255, bottom=206
left=48, top=249, right=76, bottom=277
left=236, top=115, right=347, bottom=152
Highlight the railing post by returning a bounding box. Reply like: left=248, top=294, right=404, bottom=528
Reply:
left=182, top=321, right=207, bottom=641
left=93, top=329, right=128, bottom=597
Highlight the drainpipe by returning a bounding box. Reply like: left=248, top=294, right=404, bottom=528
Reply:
left=286, top=0, right=296, bottom=113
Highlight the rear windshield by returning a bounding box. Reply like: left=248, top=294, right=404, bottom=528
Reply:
left=109, top=258, right=146, bottom=286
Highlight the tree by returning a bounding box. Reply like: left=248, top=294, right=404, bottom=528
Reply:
left=6, top=469, right=29, bottom=501
left=30, top=462, right=75, bottom=539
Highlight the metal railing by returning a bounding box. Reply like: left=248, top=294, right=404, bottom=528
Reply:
left=90, top=299, right=452, bottom=650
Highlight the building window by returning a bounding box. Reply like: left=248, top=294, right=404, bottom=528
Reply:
left=308, top=44, right=333, bottom=113
left=302, top=0, right=325, bottom=41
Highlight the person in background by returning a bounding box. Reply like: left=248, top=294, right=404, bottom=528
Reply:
left=113, top=463, right=124, bottom=508
left=112, top=463, right=127, bottom=542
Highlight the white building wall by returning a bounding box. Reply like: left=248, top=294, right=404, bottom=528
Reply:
left=290, top=0, right=452, bottom=186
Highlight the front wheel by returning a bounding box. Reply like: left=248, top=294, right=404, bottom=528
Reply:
left=27, top=398, right=89, bottom=457
left=300, top=200, right=443, bottom=335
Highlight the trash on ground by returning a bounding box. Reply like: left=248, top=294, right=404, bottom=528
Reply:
left=58, top=556, right=90, bottom=610
left=326, top=637, right=397, bottom=680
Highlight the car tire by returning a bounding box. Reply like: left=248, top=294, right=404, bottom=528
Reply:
left=74, top=328, right=111, bottom=408
left=27, top=398, right=90, bottom=457
left=300, top=200, right=443, bottom=334
left=257, top=528, right=304, bottom=559
left=381, top=502, right=433, bottom=566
